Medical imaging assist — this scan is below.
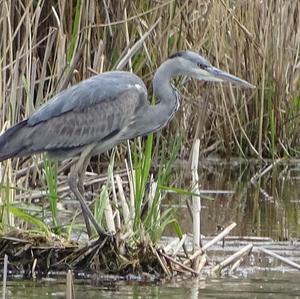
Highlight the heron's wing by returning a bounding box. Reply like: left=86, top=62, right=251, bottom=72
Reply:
left=28, top=71, right=146, bottom=125
left=28, top=88, right=146, bottom=152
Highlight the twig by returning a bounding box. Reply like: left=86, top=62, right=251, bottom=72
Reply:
left=150, top=245, right=171, bottom=277
left=66, top=270, right=75, bottom=299
left=197, top=253, right=207, bottom=273
left=32, top=258, right=37, bottom=280
left=160, top=251, right=199, bottom=276
left=15, top=169, right=129, bottom=200
left=126, top=162, right=135, bottom=222
left=110, top=172, right=121, bottom=230
left=250, top=159, right=283, bottom=184
left=104, top=189, right=116, bottom=234
left=163, top=238, right=179, bottom=254
left=191, top=139, right=201, bottom=249
left=259, top=247, right=300, bottom=271
left=116, top=174, right=132, bottom=231
left=184, top=222, right=237, bottom=265
left=229, top=258, right=243, bottom=275
left=212, top=244, right=253, bottom=274
left=101, top=0, right=113, bottom=37
left=212, top=236, right=272, bottom=242
left=115, top=18, right=161, bottom=70
left=58, top=39, right=87, bottom=92
left=173, top=235, right=187, bottom=256
left=15, top=160, right=44, bottom=179
left=202, top=223, right=237, bottom=252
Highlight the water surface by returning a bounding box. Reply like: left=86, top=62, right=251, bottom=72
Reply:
left=4, top=271, right=300, bottom=299
left=173, top=159, right=300, bottom=240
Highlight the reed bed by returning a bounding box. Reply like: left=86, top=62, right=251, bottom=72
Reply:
left=1, top=1, right=299, bottom=161
left=0, top=0, right=300, bottom=280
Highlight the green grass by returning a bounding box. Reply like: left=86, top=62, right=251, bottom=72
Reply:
left=8, top=205, right=51, bottom=235
left=131, top=134, right=183, bottom=243
left=43, top=155, right=59, bottom=228
left=0, top=177, right=13, bottom=228
left=67, top=0, right=82, bottom=65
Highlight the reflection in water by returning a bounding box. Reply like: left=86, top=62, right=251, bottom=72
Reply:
left=172, top=161, right=300, bottom=240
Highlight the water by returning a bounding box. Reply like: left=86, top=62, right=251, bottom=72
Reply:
left=4, top=272, right=300, bottom=298
left=172, top=159, right=300, bottom=239
left=3, top=160, right=300, bottom=298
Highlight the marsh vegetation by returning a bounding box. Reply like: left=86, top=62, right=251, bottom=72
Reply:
left=0, top=0, right=299, bottom=284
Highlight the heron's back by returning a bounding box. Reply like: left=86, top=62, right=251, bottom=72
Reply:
left=0, top=71, right=148, bottom=161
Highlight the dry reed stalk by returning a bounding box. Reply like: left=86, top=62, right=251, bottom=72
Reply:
left=66, top=270, right=75, bottom=299
left=15, top=169, right=129, bottom=201
left=150, top=244, right=172, bottom=277
left=163, top=238, right=180, bottom=255
left=111, top=173, right=121, bottom=231
left=160, top=251, right=199, bottom=276
left=103, top=189, right=116, bottom=234
left=173, top=234, right=187, bottom=256
left=259, top=247, right=300, bottom=271
left=31, top=258, right=37, bottom=280
left=115, top=174, right=132, bottom=231
left=148, top=174, right=155, bottom=208
left=212, top=244, right=253, bottom=274
left=2, top=254, right=8, bottom=299
left=184, top=222, right=237, bottom=265
left=191, top=139, right=201, bottom=249
left=126, top=161, right=136, bottom=222
left=116, top=17, right=161, bottom=71
left=122, top=0, right=132, bottom=72
left=229, top=258, right=243, bottom=275
left=250, top=159, right=283, bottom=184
left=196, top=253, right=207, bottom=274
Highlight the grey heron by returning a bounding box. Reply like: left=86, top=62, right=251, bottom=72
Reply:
left=0, top=50, right=255, bottom=237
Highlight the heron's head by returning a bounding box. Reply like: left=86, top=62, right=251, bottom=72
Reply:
left=168, top=51, right=255, bottom=89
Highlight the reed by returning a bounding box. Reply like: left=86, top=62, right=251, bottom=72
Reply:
left=0, top=0, right=299, bottom=242
left=2, top=254, right=7, bottom=299
left=1, top=1, right=299, bottom=161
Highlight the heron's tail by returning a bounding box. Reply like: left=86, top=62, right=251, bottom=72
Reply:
left=0, top=120, right=33, bottom=162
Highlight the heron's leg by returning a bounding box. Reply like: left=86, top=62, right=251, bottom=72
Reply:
left=77, top=156, right=90, bottom=194
left=68, top=147, right=105, bottom=237
left=77, top=157, right=93, bottom=237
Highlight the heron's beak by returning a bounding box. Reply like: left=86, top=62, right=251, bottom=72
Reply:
left=196, top=66, right=256, bottom=89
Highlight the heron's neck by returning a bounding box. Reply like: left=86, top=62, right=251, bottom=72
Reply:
left=153, top=59, right=181, bottom=104
left=131, top=59, right=181, bottom=137
left=152, top=59, right=181, bottom=125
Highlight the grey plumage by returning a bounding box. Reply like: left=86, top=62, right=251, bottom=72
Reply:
left=0, top=50, right=255, bottom=237
left=0, top=72, right=147, bottom=160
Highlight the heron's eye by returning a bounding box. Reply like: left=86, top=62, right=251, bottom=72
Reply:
left=197, top=63, right=207, bottom=69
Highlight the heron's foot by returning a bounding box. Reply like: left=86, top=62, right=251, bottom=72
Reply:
left=93, top=230, right=116, bottom=248
left=96, top=230, right=114, bottom=240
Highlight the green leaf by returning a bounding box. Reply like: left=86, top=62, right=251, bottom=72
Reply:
left=43, top=155, right=58, bottom=227
left=94, top=185, right=109, bottom=225
left=159, top=185, right=201, bottom=197
left=8, top=206, right=50, bottom=234
left=67, top=0, right=81, bottom=64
